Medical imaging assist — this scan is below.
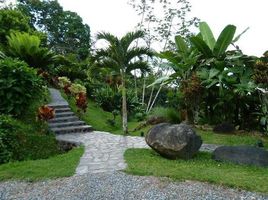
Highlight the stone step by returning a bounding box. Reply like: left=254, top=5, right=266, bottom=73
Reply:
left=49, top=116, right=79, bottom=123
left=51, top=125, right=93, bottom=134
left=49, top=121, right=86, bottom=128
left=55, top=112, right=75, bottom=118
left=55, top=107, right=71, bottom=113
left=48, top=104, right=69, bottom=109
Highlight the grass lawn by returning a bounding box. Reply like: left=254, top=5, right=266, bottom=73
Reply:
left=0, top=147, right=84, bottom=182
left=62, top=92, right=268, bottom=147
left=124, top=148, right=268, bottom=194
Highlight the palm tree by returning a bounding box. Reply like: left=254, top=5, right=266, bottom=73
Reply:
left=94, top=30, right=152, bottom=134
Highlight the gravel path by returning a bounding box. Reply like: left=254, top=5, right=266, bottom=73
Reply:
left=1, top=171, right=267, bottom=200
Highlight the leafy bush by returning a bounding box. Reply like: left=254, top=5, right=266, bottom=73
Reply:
left=69, top=83, right=87, bottom=96
left=93, top=86, right=140, bottom=114
left=7, top=32, right=54, bottom=70
left=0, top=58, right=43, bottom=116
left=0, top=115, right=60, bottom=164
left=149, top=107, right=181, bottom=124
left=55, top=65, right=88, bottom=81
left=93, top=85, right=121, bottom=112
left=58, top=76, right=71, bottom=88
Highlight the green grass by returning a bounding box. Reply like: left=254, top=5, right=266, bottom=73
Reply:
left=124, top=148, right=268, bottom=194
left=198, top=130, right=268, bottom=148
left=0, top=147, right=84, bottom=181
left=62, top=92, right=149, bottom=136
left=62, top=92, right=268, bottom=146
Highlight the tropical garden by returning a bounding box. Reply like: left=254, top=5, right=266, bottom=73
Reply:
left=0, top=0, right=268, bottom=194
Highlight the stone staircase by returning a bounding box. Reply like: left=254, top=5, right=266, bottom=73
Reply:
left=48, top=88, right=93, bottom=134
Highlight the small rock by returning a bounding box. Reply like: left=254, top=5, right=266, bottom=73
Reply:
left=212, top=146, right=268, bottom=167
left=213, top=122, right=235, bottom=134
left=145, top=123, right=202, bottom=160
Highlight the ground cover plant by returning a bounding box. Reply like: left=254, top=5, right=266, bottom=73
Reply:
left=124, top=149, right=268, bottom=194
left=0, top=147, right=84, bottom=181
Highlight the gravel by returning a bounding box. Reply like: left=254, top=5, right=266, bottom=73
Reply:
left=0, top=171, right=267, bottom=200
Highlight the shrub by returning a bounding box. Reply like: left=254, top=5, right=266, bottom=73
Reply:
left=0, top=115, right=60, bottom=164
left=7, top=32, right=55, bottom=70
left=69, top=83, right=87, bottom=96
left=93, top=85, right=140, bottom=114
left=55, top=65, right=88, bottom=81
left=149, top=107, right=181, bottom=124
left=93, top=85, right=121, bottom=112
left=58, top=76, right=71, bottom=88
left=0, top=58, right=43, bottom=116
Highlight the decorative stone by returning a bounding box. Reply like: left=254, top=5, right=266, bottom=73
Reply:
left=213, top=122, right=235, bottom=134
left=145, top=123, right=202, bottom=159
left=212, top=146, right=268, bottom=167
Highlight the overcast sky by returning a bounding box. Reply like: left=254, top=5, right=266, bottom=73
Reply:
left=57, top=0, right=268, bottom=56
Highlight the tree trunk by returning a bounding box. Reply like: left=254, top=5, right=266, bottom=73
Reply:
left=141, top=77, right=146, bottom=106
left=121, top=76, right=128, bottom=134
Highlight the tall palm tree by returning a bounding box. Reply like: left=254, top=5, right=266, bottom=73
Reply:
left=95, top=30, right=152, bottom=134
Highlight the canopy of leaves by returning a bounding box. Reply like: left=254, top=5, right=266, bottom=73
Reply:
left=0, top=9, right=30, bottom=45
left=18, top=0, right=91, bottom=60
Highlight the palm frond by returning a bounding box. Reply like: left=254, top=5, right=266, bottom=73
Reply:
left=96, top=32, right=119, bottom=46
left=126, top=61, right=151, bottom=74
left=126, top=47, right=153, bottom=62
left=121, top=30, right=144, bottom=51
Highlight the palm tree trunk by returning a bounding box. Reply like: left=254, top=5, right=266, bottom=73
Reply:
left=121, top=76, right=128, bottom=134
left=142, top=77, right=146, bottom=106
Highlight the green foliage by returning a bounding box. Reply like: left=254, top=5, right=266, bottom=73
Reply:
left=0, top=58, right=43, bottom=116
left=7, top=32, right=55, bottom=70
left=190, top=22, right=236, bottom=58
left=0, top=115, right=60, bottom=164
left=69, top=83, right=87, bottom=96
left=58, top=76, right=71, bottom=88
left=93, top=85, right=121, bottom=112
left=124, top=149, right=268, bottom=193
left=0, top=147, right=84, bottom=181
left=18, top=0, right=91, bottom=59
left=0, top=9, right=30, bottom=45
left=149, top=107, right=181, bottom=124
left=93, top=85, right=140, bottom=114
left=56, top=65, right=88, bottom=81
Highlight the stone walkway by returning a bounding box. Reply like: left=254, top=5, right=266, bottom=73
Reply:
left=49, top=87, right=220, bottom=175
left=57, top=132, right=219, bottom=175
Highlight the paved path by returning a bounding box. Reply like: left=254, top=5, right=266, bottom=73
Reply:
left=57, top=132, right=219, bottom=175
left=50, top=87, right=219, bottom=175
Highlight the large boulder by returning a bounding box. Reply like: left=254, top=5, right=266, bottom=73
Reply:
left=212, top=146, right=268, bottom=167
left=145, top=123, right=202, bottom=159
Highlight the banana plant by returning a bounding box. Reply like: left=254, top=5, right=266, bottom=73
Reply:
left=150, top=35, right=200, bottom=87
left=190, top=22, right=236, bottom=59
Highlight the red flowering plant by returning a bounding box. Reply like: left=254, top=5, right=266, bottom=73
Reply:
left=69, top=83, right=88, bottom=113
left=37, top=105, right=55, bottom=121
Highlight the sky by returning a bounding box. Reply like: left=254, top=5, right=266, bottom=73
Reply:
left=57, top=0, right=268, bottom=56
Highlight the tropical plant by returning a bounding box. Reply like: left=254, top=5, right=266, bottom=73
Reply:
left=0, top=58, right=43, bottom=116
left=94, top=30, right=153, bottom=134
left=6, top=32, right=55, bottom=70
left=69, top=83, right=87, bottom=96
left=75, top=92, right=88, bottom=113
left=0, top=9, right=30, bottom=45
left=37, top=105, right=55, bottom=121
left=152, top=35, right=201, bottom=123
